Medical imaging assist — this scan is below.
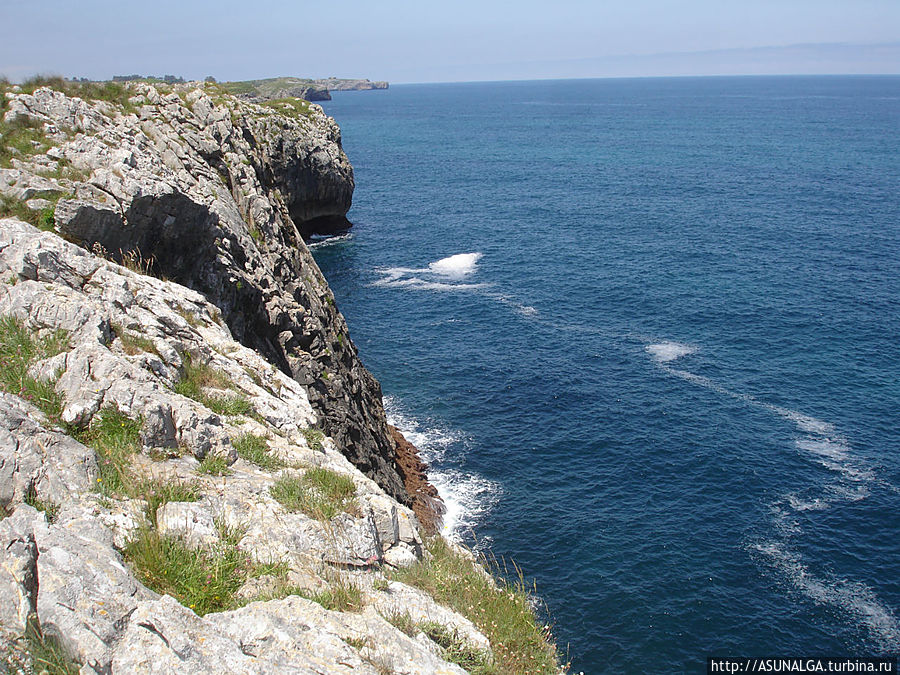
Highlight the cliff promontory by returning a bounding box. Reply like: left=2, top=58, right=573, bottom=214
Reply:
left=0, top=80, right=563, bottom=674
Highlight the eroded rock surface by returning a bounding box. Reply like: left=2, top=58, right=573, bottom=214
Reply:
left=2, top=82, right=408, bottom=505
left=0, top=220, right=488, bottom=673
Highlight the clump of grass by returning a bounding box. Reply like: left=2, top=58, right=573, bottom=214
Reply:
left=421, top=622, right=496, bottom=675
left=118, top=248, right=156, bottom=276
left=384, top=611, right=418, bottom=637
left=175, top=307, right=201, bottom=328
left=233, top=433, right=283, bottom=471
left=304, top=582, right=363, bottom=613
left=260, top=97, right=314, bottom=121
left=174, top=354, right=256, bottom=418
left=198, top=453, right=231, bottom=476
left=0, top=315, right=69, bottom=423
left=110, top=322, right=158, bottom=356
left=390, top=537, right=564, bottom=675
left=0, top=116, right=53, bottom=169
left=0, top=193, right=59, bottom=231
left=18, top=76, right=137, bottom=114
left=24, top=485, right=60, bottom=524
left=301, top=427, right=325, bottom=451
left=75, top=406, right=141, bottom=495
left=141, top=477, right=201, bottom=526
left=122, top=527, right=252, bottom=616
left=18, top=616, right=80, bottom=675
left=270, top=468, right=357, bottom=521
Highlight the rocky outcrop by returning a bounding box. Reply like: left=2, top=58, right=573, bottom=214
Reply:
left=0, top=219, right=485, bottom=673
left=0, top=82, right=410, bottom=506
left=316, top=78, right=389, bottom=92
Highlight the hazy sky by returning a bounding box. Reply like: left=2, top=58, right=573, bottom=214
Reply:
left=1, top=0, right=898, bottom=83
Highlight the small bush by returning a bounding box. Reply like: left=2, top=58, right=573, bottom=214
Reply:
left=233, top=433, right=283, bottom=470
left=270, top=468, right=357, bottom=521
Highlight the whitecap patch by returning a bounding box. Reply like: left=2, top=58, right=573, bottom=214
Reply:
left=646, top=341, right=697, bottom=364
left=307, top=233, right=353, bottom=249
left=428, top=252, right=483, bottom=278
left=370, top=252, right=486, bottom=290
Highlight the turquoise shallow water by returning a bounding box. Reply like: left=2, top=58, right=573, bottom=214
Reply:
left=313, top=76, right=900, bottom=673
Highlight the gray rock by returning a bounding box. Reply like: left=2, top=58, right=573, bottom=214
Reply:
left=0, top=393, right=99, bottom=513
left=0, top=505, right=42, bottom=638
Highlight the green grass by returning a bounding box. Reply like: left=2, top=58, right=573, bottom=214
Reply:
left=75, top=406, right=142, bottom=495
left=303, top=582, right=363, bottom=613
left=24, top=485, right=60, bottom=523
left=270, top=468, right=357, bottom=521
left=390, top=537, right=565, bottom=675
left=301, top=427, right=325, bottom=451
left=260, top=97, right=314, bottom=121
left=123, top=527, right=252, bottom=616
left=0, top=192, right=67, bottom=232
left=110, top=322, right=158, bottom=356
left=420, top=622, right=496, bottom=675
left=198, top=454, right=231, bottom=476
left=0, top=116, right=53, bottom=169
left=233, top=433, right=284, bottom=471
left=141, top=477, right=201, bottom=526
left=174, top=354, right=256, bottom=418
left=17, top=76, right=137, bottom=114
left=20, top=616, right=79, bottom=675
left=0, top=315, right=69, bottom=423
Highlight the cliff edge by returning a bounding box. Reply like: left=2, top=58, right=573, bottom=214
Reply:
left=0, top=80, right=564, bottom=674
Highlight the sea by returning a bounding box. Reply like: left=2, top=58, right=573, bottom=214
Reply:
left=312, top=76, right=900, bottom=673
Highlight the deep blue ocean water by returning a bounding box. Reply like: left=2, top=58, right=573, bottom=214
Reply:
left=313, top=76, right=900, bottom=673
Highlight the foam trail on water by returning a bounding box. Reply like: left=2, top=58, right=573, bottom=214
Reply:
left=370, top=252, right=488, bottom=291
left=384, top=396, right=501, bottom=539
left=307, top=233, right=353, bottom=249
left=751, top=541, right=900, bottom=651
left=648, top=336, right=896, bottom=647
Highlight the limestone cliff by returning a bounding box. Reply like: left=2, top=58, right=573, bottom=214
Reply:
left=0, top=81, right=563, bottom=674
left=0, top=82, right=410, bottom=506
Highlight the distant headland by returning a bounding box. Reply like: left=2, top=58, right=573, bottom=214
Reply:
left=105, top=74, right=389, bottom=102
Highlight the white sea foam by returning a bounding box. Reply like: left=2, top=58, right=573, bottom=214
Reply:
left=370, top=253, right=486, bottom=291
left=429, top=469, right=501, bottom=540
left=307, top=233, right=353, bottom=249
left=646, top=341, right=697, bottom=363
left=428, top=252, right=483, bottom=278
left=752, top=541, right=900, bottom=650
left=384, top=396, right=500, bottom=537
left=786, top=494, right=830, bottom=512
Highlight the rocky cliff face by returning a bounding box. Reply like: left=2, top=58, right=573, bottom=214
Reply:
left=1, top=82, right=409, bottom=506
left=0, top=82, right=562, bottom=673
left=0, top=218, right=482, bottom=674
